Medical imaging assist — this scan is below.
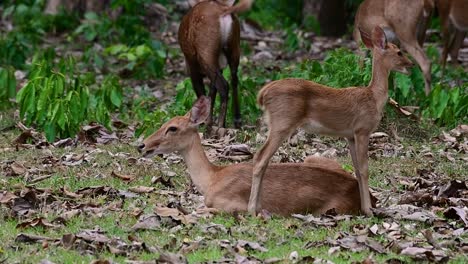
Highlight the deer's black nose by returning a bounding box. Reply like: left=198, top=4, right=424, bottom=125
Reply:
left=137, top=144, right=145, bottom=153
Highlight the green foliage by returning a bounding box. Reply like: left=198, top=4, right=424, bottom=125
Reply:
left=389, top=45, right=467, bottom=127
left=105, top=41, right=166, bottom=79
left=0, top=31, right=33, bottom=69
left=423, top=84, right=468, bottom=126
left=90, top=75, right=124, bottom=128
left=3, top=2, right=45, bottom=39
left=17, top=60, right=89, bottom=141
left=319, top=49, right=372, bottom=87
left=237, top=72, right=263, bottom=123
left=1, top=2, right=79, bottom=68
left=283, top=25, right=311, bottom=52
left=246, top=0, right=303, bottom=29
left=16, top=58, right=123, bottom=142
left=303, top=15, right=321, bottom=34
left=3, top=1, right=79, bottom=34
left=73, top=0, right=152, bottom=46
left=135, top=79, right=196, bottom=137
left=74, top=12, right=113, bottom=42
left=284, top=26, right=300, bottom=52
left=0, top=67, right=17, bottom=110
left=276, top=48, right=372, bottom=87
left=135, top=68, right=262, bottom=137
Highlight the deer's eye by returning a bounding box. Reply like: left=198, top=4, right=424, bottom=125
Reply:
left=167, top=126, right=178, bottom=133
left=397, top=51, right=403, bottom=56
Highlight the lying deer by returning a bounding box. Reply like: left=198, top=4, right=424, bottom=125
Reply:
left=138, top=97, right=369, bottom=216
left=437, top=0, right=468, bottom=70
left=178, top=0, right=253, bottom=129
left=354, top=0, right=434, bottom=95
left=248, top=26, right=413, bottom=216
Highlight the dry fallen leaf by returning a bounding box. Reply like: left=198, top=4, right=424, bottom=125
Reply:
left=15, top=233, right=56, bottom=243
left=16, top=217, right=62, bottom=229
left=76, top=228, right=110, bottom=243
left=443, top=207, right=468, bottom=226
left=235, top=240, right=268, bottom=252
left=156, top=251, right=187, bottom=264
left=10, top=161, right=27, bottom=175
left=111, top=170, right=135, bottom=181
left=131, top=215, right=161, bottom=231
left=128, top=186, right=155, bottom=193
left=154, top=206, right=196, bottom=225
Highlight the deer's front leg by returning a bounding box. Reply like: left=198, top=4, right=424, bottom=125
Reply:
left=249, top=130, right=289, bottom=215
left=353, top=133, right=373, bottom=216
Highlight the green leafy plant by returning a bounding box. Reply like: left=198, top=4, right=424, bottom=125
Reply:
left=276, top=48, right=372, bottom=87
left=0, top=66, right=17, bottom=110
left=0, top=31, right=32, bottom=69
left=245, top=0, right=303, bottom=29
left=423, top=84, right=468, bottom=127
left=74, top=12, right=113, bottom=42
left=90, top=75, right=124, bottom=128
left=16, top=58, right=123, bottom=141
left=1, top=1, right=79, bottom=68
left=16, top=59, right=89, bottom=141
left=284, top=25, right=300, bottom=52
left=105, top=42, right=166, bottom=79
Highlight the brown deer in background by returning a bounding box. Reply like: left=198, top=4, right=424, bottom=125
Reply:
left=248, top=26, right=413, bottom=216
left=178, top=0, right=253, bottom=129
left=437, top=0, right=468, bottom=70
left=354, top=0, right=434, bottom=95
left=138, top=97, right=369, bottom=216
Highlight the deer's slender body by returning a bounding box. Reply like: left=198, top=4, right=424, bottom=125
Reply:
left=138, top=97, right=367, bottom=216
left=178, top=0, right=253, bottom=128
left=354, top=0, right=434, bottom=95
left=248, top=27, right=413, bottom=216
left=437, top=0, right=468, bottom=69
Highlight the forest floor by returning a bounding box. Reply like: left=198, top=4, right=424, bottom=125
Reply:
left=1, top=108, right=467, bottom=263
left=1, top=4, right=468, bottom=264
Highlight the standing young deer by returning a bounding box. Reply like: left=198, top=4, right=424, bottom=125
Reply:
left=138, top=97, right=370, bottom=216
left=248, top=26, right=414, bottom=216
left=178, top=0, right=253, bottom=129
left=437, top=0, right=468, bottom=70
left=354, top=0, right=434, bottom=95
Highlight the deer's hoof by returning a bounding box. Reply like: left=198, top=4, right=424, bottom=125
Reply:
left=362, top=208, right=373, bottom=217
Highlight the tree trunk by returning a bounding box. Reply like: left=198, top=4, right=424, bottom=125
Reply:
left=302, top=0, right=347, bottom=37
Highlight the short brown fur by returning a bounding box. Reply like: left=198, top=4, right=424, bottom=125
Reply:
left=437, top=0, right=468, bottom=70
left=354, top=0, right=434, bottom=95
left=178, top=0, right=253, bottom=128
left=138, top=97, right=367, bottom=216
left=249, top=27, right=413, bottom=216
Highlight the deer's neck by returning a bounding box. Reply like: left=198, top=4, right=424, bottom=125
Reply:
left=368, top=53, right=390, bottom=112
left=179, top=135, right=215, bottom=195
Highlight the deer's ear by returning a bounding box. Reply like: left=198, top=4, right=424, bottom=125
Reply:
left=188, top=0, right=202, bottom=8
left=188, top=96, right=211, bottom=126
left=359, top=27, right=373, bottom=49
left=371, top=26, right=387, bottom=50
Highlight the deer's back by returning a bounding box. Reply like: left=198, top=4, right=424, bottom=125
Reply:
left=178, top=1, right=239, bottom=65
left=258, top=79, right=380, bottom=137
left=207, top=162, right=362, bottom=216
